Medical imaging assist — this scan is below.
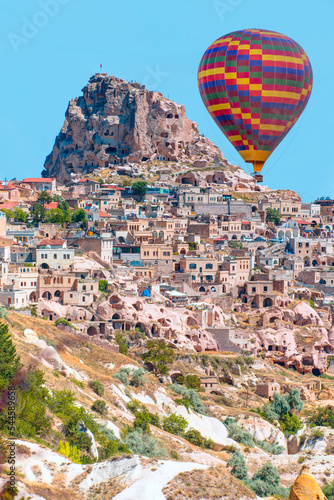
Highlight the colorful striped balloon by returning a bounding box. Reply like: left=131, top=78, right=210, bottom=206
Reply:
left=198, top=29, right=313, bottom=175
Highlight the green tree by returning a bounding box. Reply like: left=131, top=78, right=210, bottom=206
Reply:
left=132, top=181, right=148, bottom=201
left=130, top=368, right=146, bottom=387
left=323, top=480, right=334, bottom=499
left=162, top=413, right=188, bottom=436
left=249, top=463, right=282, bottom=497
left=14, top=369, right=51, bottom=438
left=98, top=280, right=108, bottom=292
left=309, top=405, right=334, bottom=428
left=271, top=392, right=290, bottom=419
left=286, top=388, right=303, bottom=413
left=1, top=209, right=14, bottom=221
left=133, top=409, right=160, bottom=432
left=89, top=380, right=104, bottom=396
left=141, top=339, right=175, bottom=376
left=71, top=208, right=87, bottom=223
left=31, top=202, right=47, bottom=223
left=115, top=333, right=129, bottom=355
left=37, top=190, right=53, bottom=205
left=227, top=450, right=249, bottom=480
left=46, top=208, right=66, bottom=225
left=183, top=428, right=212, bottom=449
left=91, top=399, right=108, bottom=415
left=176, top=374, right=201, bottom=390
left=13, top=208, right=28, bottom=223
left=266, top=208, right=282, bottom=225
left=0, top=322, right=21, bottom=391
left=280, top=412, right=302, bottom=435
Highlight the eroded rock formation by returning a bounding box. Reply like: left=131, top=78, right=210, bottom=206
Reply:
left=43, top=73, right=221, bottom=182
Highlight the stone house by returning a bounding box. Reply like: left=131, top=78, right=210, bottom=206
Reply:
left=241, top=280, right=279, bottom=308
left=21, top=177, right=56, bottom=192
left=70, top=235, right=114, bottom=265
left=33, top=239, right=75, bottom=270
left=255, top=381, right=280, bottom=399
left=200, top=376, right=220, bottom=393
left=179, top=255, right=218, bottom=285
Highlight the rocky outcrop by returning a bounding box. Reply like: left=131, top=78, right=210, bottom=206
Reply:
left=289, top=466, right=327, bottom=499
left=43, top=74, right=221, bottom=182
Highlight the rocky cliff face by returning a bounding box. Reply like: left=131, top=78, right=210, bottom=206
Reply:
left=43, top=73, right=220, bottom=182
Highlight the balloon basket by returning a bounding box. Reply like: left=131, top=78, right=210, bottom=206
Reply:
left=252, top=173, right=263, bottom=183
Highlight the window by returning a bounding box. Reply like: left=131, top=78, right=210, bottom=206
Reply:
left=70, top=294, right=73, bottom=298
left=206, top=263, right=213, bottom=269
left=82, top=297, right=85, bottom=302
left=189, top=263, right=197, bottom=269
left=252, top=287, right=256, bottom=293
left=264, top=286, right=268, bottom=292
left=91, top=285, right=93, bottom=290
left=54, top=254, right=57, bottom=259
left=83, top=285, right=86, bottom=291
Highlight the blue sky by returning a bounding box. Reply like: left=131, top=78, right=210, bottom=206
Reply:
left=1, top=0, right=333, bottom=202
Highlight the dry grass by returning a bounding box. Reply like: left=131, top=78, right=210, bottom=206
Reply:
left=162, top=465, right=256, bottom=499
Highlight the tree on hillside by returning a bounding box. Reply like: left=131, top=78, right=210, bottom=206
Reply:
left=71, top=208, right=87, bottom=223
left=141, top=339, right=174, bottom=376
left=13, top=208, right=28, bottom=223
left=37, top=191, right=53, bottom=205
left=266, top=208, right=281, bottom=225
left=132, top=181, right=148, bottom=201
left=0, top=322, right=21, bottom=391
left=31, top=202, right=47, bottom=223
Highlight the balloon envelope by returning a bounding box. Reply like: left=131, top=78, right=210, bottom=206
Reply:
left=198, top=29, right=313, bottom=173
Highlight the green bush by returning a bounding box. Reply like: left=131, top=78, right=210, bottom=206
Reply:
left=323, top=480, right=334, bottom=499
left=130, top=368, right=146, bottom=387
left=312, top=428, right=325, bottom=439
left=47, top=390, right=98, bottom=451
left=183, top=428, right=212, bottom=449
left=58, top=441, right=82, bottom=463
left=0, top=306, right=8, bottom=319
left=308, top=405, right=334, bottom=428
left=280, top=412, right=302, bottom=435
left=99, top=438, right=129, bottom=460
left=170, top=384, right=207, bottom=415
left=115, top=333, right=129, bottom=355
left=9, top=369, right=51, bottom=439
left=133, top=409, right=160, bottom=432
left=55, top=317, right=72, bottom=327
left=247, top=463, right=288, bottom=498
left=227, top=450, right=248, bottom=480
left=141, top=339, right=175, bottom=376
left=226, top=423, right=254, bottom=447
left=98, top=280, right=108, bottom=292
left=162, top=413, right=188, bottom=436
left=113, top=367, right=131, bottom=386
left=91, top=399, right=108, bottom=415
left=89, top=379, right=104, bottom=396
left=256, top=440, right=284, bottom=454
left=123, top=428, right=168, bottom=458
left=176, top=374, right=201, bottom=390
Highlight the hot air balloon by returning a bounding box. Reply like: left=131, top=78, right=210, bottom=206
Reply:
left=198, top=29, right=313, bottom=182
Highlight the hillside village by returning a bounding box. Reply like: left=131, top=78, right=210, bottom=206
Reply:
left=1, top=74, right=334, bottom=499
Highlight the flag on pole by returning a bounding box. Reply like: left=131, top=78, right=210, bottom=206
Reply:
left=100, top=63, right=102, bottom=69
